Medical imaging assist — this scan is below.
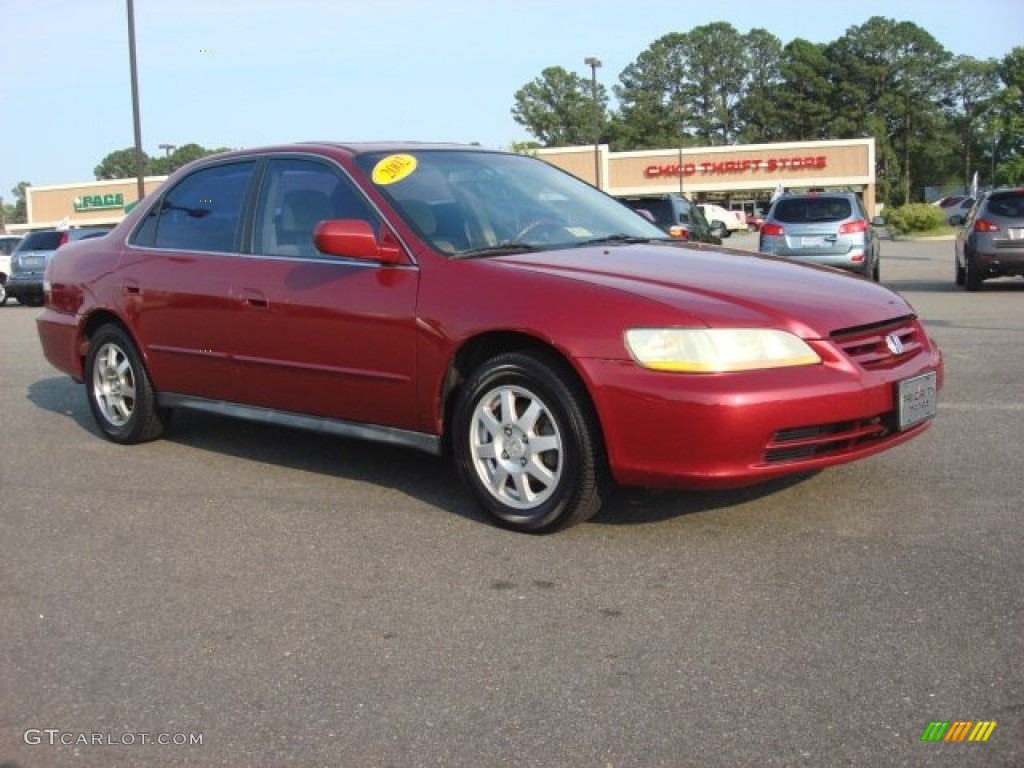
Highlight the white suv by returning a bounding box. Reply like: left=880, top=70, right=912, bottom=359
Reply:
left=0, top=235, right=23, bottom=305
left=697, top=204, right=746, bottom=238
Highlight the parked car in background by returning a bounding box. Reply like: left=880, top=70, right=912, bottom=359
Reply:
left=952, top=187, right=1024, bottom=291
left=616, top=193, right=721, bottom=244
left=730, top=201, right=768, bottom=231
left=941, top=197, right=975, bottom=224
left=37, top=142, right=941, bottom=533
left=697, top=203, right=746, bottom=239
left=0, top=234, right=23, bottom=305
left=759, top=191, right=883, bottom=281
left=8, top=227, right=111, bottom=306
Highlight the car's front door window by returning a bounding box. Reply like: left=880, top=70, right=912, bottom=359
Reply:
left=253, top=158, right=378, bottom=258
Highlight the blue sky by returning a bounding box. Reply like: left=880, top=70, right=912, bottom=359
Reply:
left=2, top=0, right=1022, bottom=202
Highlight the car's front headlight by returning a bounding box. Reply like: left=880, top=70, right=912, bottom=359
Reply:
left=624, top=328, right=821, bottom=373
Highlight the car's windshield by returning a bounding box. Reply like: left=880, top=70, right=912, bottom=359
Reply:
left=355, top=149, right=668, bottom=256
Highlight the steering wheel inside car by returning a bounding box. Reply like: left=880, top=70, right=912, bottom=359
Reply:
left=509, top=219, right=566, bottom=243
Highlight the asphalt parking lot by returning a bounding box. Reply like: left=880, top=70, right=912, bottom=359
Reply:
left=1, top=236, right=1021, bottom=767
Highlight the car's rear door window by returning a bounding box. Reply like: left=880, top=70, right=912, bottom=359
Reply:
left=133, top=162, right=256, bottom=252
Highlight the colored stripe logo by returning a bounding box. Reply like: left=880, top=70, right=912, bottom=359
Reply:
left=920, top=721, right=997, bottom=742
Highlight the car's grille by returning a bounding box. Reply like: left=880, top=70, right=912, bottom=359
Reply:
left=764, top=417, right=891, bottom=463
left=830, top=316, right=923, bottom=370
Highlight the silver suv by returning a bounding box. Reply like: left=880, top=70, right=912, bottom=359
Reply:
left=759, top=192, right=883, bottom=281
left=8, top=227, right=111, bottom=306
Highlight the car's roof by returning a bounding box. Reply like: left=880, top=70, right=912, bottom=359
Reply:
left=205, top=141, right=503, bottom=163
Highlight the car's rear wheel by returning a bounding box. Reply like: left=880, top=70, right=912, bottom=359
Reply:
left=872, top=257, right=881, bottom=282
left=452, top=352, right=610, bottom=533
left=710, top=221, right=728, bottom=239
left=964, top=256, right=983, bottom=292
left=954, top=259, right=966, bottom=286
left=0, top=281, right=7, bottom=306
left=85, top=324, right=168, bottom=443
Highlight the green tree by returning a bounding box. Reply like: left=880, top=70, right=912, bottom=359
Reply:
left=946, top=56, right=1001, bottom=189
left=6, top=182, right=30, bottom=224
left=736, top=28, right=784, bottom=143
left=511, top=66, right=608, bottom=147
left=993, top=46, right=1024, bottom=184
left=679, top=23, right=748, bottom=144
left=827, top=17, right=952, bottom=205
left=148, top=143, right=231, bottom=175
left=94, top=147, right=149, bottom=180
left=614, top=33, right=695, bottom=149
left=774, top=39, right=834, bottom=141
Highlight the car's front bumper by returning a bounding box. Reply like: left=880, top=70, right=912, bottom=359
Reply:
left=577, top=327, right=943, bottom=490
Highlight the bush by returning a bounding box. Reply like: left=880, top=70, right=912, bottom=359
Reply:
left=884, top=203, right=945, bottom=235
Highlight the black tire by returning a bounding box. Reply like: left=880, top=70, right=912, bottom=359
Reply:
left=0, top=281, right=7, bottom=306
left=964, top=256, right=982, bottom=292
left=452, top=352, right=610, bottom=533
left=85, top=324, right=168, bottom=443
left=710, top=221, right=728, bottom=239
left=954, top=259, right=965, bottom=286
left=872, top=257, right=881, bottom=282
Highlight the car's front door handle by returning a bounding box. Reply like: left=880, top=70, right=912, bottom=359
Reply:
left=121, top=279, right=140, bottom=295
left=239, top=288, right=268, bottom=308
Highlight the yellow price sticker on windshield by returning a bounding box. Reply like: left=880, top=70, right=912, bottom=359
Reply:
left=372, top=154, right=418, bottom=185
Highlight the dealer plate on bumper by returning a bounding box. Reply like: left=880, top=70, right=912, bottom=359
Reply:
left=897, top=372, right=938, bottom=430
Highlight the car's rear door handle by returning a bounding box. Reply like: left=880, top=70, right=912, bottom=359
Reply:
left=239, top=288, right=268, bottom=308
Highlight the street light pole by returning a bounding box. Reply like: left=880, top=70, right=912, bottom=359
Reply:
left=991, top=133, right=998, bottom=188
left=126, top=0, right=145, bottom=200
left=583, top=56, right=602, bottom=188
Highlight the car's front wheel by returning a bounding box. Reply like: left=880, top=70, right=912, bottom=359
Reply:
left=452, top=352, right=610, bottom=533
left=0, top=281, right=7, bottom=306
left=85, top=324, right=169, bottom=443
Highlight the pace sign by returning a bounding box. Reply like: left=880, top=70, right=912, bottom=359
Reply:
left=74, top=193, right=125, bottom=211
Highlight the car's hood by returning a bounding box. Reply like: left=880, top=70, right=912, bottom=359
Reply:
left=493, top=243, right=912, bottom=337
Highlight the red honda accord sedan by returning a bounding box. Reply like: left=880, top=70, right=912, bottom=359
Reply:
left=37, top=143, right=942, bottom=532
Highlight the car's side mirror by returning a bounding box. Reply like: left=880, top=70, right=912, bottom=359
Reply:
left=313, top=219, right=404, bottom=264
left=948, top=215, right=964, bottom=227
left=870, top=216, right=885, bottom=227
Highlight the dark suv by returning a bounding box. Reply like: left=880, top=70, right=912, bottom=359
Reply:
left=8, top=228, right=111, bottom=306
left=759, top=192, right=883, bottom=281
left=953, top=187, right=1024, bottom=291
left=616, top=194, right=721, bottom=244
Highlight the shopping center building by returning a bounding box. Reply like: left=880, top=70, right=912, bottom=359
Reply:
left=537, top=137, right=878, bottom=215
left=9, top=176, right=167, bottom=233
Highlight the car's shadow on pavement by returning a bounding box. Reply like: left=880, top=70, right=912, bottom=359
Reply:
left=27, top=375, right=821, bottom=531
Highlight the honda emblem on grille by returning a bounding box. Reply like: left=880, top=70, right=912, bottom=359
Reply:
left=885, top=333, right=905, bottom=355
